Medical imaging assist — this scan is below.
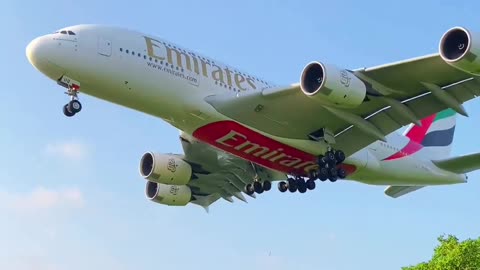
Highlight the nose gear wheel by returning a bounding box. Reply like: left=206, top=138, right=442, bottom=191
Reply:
left=62, top=86, right=83, bottom=117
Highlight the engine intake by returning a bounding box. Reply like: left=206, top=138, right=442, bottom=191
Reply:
left=300, top=62, right=366, bottom=107
left=145, top=181, right=192, bottom=206
left=140, top=152, right=192, bottom=185
left=439, top=27, right=480, bottom=75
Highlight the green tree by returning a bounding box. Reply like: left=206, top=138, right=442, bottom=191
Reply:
left=402, top=235, right=480, bottom=270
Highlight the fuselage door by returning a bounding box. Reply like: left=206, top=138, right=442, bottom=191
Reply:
left=97, top=37, right=112, bottom=57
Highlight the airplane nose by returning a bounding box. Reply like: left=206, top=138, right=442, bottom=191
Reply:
left=26, top=36, right=64, bottom=80
left=26, top=37, right=45, bottom=67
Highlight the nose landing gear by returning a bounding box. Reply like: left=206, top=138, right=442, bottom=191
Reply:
left=62, top=86, right=82, bottom=117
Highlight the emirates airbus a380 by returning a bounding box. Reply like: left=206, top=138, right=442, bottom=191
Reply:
left=26, top=25, right=480, bottom=210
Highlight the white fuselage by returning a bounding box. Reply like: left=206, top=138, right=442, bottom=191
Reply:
left=26, top=25, right=466, bottom=186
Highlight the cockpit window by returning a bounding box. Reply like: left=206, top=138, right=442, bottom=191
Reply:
left=54, top=30, right=76, bottom=35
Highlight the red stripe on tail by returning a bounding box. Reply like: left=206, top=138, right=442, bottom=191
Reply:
left=406, top=114, right=436, bottom=143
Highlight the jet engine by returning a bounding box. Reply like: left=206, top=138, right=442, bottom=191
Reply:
left=439, top=27, right=480, bottom=75
left=300, top=61, right=367, bottom=107
left=139, top=152, right=192, bottom=185
left=145, top=181, right=192, bottom=206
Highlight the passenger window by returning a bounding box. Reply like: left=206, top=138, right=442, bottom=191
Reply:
left=126, top=49, right=129, bottom=54
left=120, top=48, right=123, bottom=52
left=132, top=51, right=135, bottom=55
left=138, top=53, right=141, bottom=57
left=143, top=55, right=146, bottom=59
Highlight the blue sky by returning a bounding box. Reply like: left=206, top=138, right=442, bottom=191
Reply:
left=1, top=0, right=480, bottom=269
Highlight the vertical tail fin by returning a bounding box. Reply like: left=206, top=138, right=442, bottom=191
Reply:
left=403, top=109, right=457, bottom=158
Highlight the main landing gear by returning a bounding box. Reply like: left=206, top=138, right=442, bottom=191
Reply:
left=277, top=177, right=316, bottom=193
left=277, top=149, right=347, bottom=193
left=63, top=86, right=82, bottom=117
left=244, top=179, right=272, bottom=196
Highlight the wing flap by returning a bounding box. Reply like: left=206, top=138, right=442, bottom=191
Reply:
left=432, top=152, right=480, bottom=174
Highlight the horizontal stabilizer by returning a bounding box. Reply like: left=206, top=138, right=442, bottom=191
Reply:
left=432, top=152, right=480, bottom=174
left=384, top=185, right=425, bottom=198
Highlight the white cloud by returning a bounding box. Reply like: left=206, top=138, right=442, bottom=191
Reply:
left=45, top=140, right=89, bottom=161
left=0, top=187, right=85, bottom=212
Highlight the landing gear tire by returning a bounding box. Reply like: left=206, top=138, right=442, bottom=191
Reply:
left=318, top=156, right=327, bottom=168
left=325, top=151, right=336, bottom=165
left=296, top=178, right=307, bottom=193
left=328, top=167, right=338, bottom=182
left=306, top=179, right=316, bottom=190
left=245, top=184, right=255, bottom=195
left=263, top=180, right=272, bottom=191
left=254, top=181, right=264, bottom=194
left=287, top=178, right=297, bottom=193
left=63, top=104, right=75, bottom=117
left=337, top=168, right=347, bottom=179
left=68, top=100, right=82, bottom=114
left=318, top=167, right=328, bottom=181
left=278, top=181, right=288, bottom=192
left=334, top=150, right=346, bottom=164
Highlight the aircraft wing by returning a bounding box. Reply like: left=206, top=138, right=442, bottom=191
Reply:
left=178, top=133, right=285, bottom=210
left=205, top=54, right=480, bottom=156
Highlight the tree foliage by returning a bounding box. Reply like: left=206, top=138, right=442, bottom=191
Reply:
left=403, top=235, right=480, bottom=270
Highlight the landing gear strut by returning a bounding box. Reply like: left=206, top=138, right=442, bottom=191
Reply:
left=63, top=86, right=82, bottom=117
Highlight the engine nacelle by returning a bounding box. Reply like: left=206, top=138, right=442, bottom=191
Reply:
left=139, top=152, right=192, bottom=185
left=300, top=61, right=367, bottom=107
left=439, top=27, right=480, bottom=75
left=145, top=181, right=192, bottom=206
